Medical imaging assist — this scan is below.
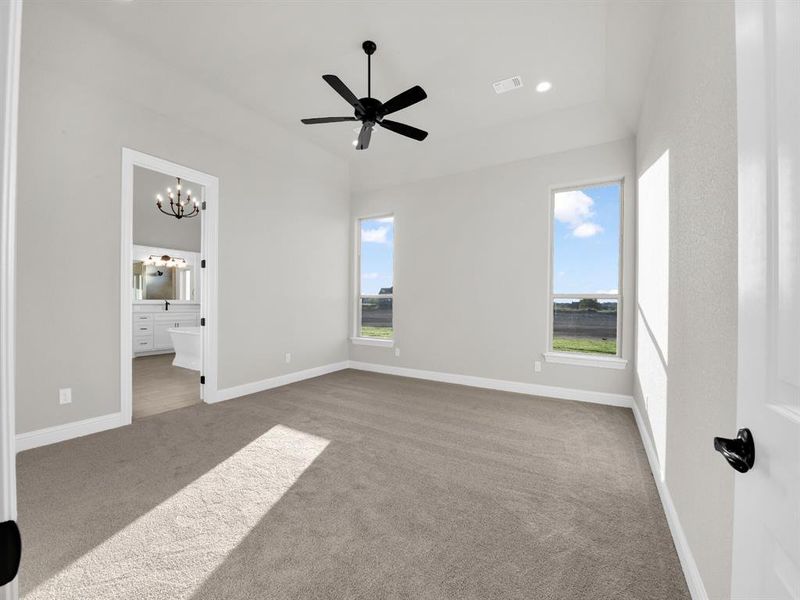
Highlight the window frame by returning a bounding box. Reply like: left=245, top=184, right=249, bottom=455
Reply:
left=352, top=212, right=395, bottom=347
left=545, top=179, right=627, bottom=368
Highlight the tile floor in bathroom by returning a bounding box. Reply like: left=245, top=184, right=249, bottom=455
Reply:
left=133, top=353, right=201, bottom=419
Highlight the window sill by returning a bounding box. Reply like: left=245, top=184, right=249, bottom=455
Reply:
left=350, top=337, right=394, bottom=348
left=543, top=352, right=628, bottom=370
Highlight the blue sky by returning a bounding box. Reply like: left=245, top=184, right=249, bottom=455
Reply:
left=360, top=217, right=394, bottom=294
left=553, top=182, right=621, bottom=295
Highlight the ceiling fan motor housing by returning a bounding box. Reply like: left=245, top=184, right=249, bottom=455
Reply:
left=356, top=97, right=383, bottom=122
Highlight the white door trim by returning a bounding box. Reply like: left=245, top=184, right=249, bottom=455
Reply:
left=0, top=1, right=22, bottom=597
left=120, top=148, right=220, bottom=423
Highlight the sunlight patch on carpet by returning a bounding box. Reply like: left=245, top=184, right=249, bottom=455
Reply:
left=24, top=425, right=329, bottom=600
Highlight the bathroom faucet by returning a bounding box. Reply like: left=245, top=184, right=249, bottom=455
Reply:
left=164, top=299, right=170, bottom=311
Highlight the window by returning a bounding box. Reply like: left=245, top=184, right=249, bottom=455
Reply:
left=550, top=181, right=622, bottom=359
left=177, top=268, right=192, bottom=301
left=356, top=215, right=394, bottom=341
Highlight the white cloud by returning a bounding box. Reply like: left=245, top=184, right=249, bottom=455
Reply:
left=361, top=272, right=380, bottom=280
left=573, top=222, right=604, bottom=238
left=554, top=190, right=603, bottom=238
left=554, top=190, right=593, bottom=226
left=373, top=217, right=394, bottom=223
left=361, top=226, right=388, bottom=243
left=595, top=289, right=619, bottom=295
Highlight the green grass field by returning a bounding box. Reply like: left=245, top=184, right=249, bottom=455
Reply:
left=553, top=337, right=616, bottom=355
left=360, top=326, right=394, bottom=339
left=358, top=329, right=612, bottom=353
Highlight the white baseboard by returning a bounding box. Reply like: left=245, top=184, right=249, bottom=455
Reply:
left=631, top=401, right=708, bottom=600
left=14, top=362, right=351, bottom=452
left=347, top=361, right=634, bottom=408
left=213, top=361, right=350, bottom=403
left=16, top=411, right=126, bottom=452
left=14, top=360, right=633, bottom=452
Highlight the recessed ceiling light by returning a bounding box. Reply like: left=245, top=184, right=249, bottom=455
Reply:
left=536, top=81, right=552, bottom=93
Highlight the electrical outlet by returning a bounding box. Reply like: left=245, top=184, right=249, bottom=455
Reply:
left=394, top=347, right=400, bottom=357
left=58, top=388, right=72, bottom=405
left=534, top=360, right=542, bottom=373
left=285, top=352, right=291, bottom=364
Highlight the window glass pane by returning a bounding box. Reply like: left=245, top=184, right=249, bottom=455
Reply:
left=553, top=298, right=617, bottom=355
left=360, top=216, right=393, bottom=339
left=360, top=216, right=394, bottom=295
left=360, top=296, right=393, bottom=339
left=553, top=183, right=620, bottom=295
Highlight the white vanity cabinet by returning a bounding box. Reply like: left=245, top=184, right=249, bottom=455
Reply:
left=133, top=314, right=155, bottom=351
left=132, top=304, right=200, bottom=355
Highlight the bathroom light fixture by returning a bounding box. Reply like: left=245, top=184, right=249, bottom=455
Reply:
left=155, top=177, right=199, bottom=219
left=143, top=254, right=187, bottom=269
left=535, top=81, right=552, bottom=93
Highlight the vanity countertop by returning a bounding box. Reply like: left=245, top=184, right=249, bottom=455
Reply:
left=133, top=302, right=200, bottom=313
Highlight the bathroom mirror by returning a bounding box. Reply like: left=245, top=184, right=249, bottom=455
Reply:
left=133, top=261, right=194, bottom=301
left=132, top=245, right=200, bottom=302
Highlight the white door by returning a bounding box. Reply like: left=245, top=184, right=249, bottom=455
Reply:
left=0, top=1, right=21, bottom=598
left=731, top=1, right=800, bottom=598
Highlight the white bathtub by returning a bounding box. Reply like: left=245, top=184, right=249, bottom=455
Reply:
left=169, top=326, right=201, bottom=371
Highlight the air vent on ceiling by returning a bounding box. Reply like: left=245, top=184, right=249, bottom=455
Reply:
left=492, top=76, right=523, bottom=94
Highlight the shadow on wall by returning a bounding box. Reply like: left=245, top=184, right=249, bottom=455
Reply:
left=636, top=149, right=670, bottom=480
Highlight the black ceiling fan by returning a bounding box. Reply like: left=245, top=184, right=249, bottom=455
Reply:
left=301, top=40, right=428, bottom=150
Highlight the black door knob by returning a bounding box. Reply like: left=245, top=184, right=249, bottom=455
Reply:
left=0, top=520, right=21, bottom=586
left=713, top=428, right=755, bottom=473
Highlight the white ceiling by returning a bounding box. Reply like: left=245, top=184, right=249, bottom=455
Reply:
left=63, top=0, right=664, bottom=190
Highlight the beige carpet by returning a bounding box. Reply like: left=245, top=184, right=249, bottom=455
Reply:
left=17, top=369, right=689, bottom=599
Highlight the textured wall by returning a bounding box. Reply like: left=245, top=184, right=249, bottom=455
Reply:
left=351, top=138, right=636, bottom=397
left=635, top=1, right=738, bottom=597
left=16, top=4, right=350, bottom=433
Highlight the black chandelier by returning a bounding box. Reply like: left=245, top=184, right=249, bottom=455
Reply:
left=155, top=177, right=199, bottom=219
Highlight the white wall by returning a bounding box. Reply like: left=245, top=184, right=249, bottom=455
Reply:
left=637, top=150, right=670, bottom=478
left=15, top=4, right=350, bottom=434
left=351, top=138, right=636, bottom=397
left=635, top=2, right=738, bottom=598
left=133, top=166, right=201, bottom=252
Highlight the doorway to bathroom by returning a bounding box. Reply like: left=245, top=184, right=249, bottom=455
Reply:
left=120, top=149, right=219, bottom=422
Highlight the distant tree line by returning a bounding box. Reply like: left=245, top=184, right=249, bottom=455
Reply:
left=555, top=298, right=617, bottom=312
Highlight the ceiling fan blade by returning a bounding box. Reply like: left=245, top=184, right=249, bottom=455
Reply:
left=356, top=124, right=373, bottom=150
left=301, top=117, right=358, bottom=124
left=322, top=74, right=365, bottom=114
left=381, top=85, right=427, bottom=116
left=378, top=119, right=428, bottom=141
